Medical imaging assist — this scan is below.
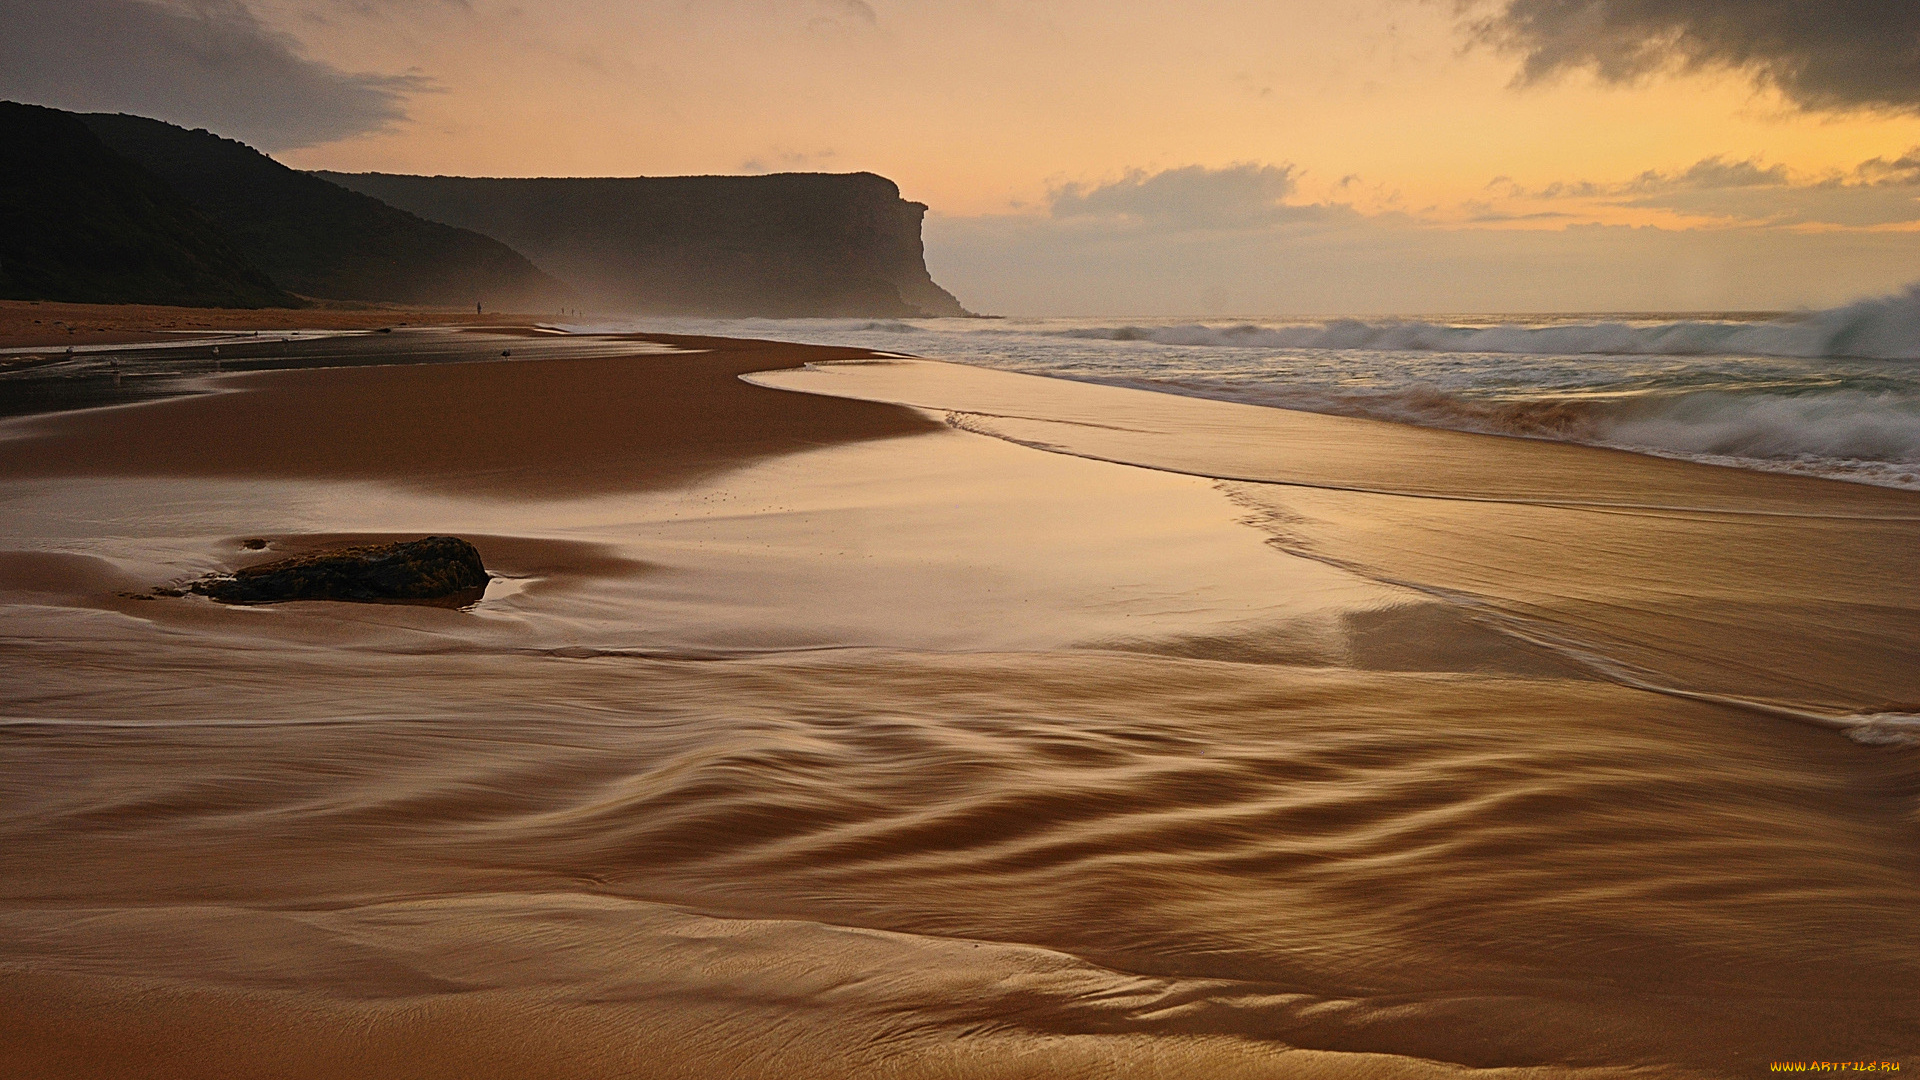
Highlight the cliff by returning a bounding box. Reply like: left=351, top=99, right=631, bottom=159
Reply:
left=0, top=102, right=293, bottom=308
left=83, top=113, right=562, bottom=310
left=313, top=171, right=970, bottom=318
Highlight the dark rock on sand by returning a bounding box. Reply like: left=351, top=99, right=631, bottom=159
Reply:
left=192, top=536, right=488, bottom=605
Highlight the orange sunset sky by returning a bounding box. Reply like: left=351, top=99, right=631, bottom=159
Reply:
left=5, top=0, right=1919, bottom=313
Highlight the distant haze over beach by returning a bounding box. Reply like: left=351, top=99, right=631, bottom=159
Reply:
left=4, top=0, right=1918, bottom=314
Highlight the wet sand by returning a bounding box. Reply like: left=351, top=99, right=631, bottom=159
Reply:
left=0, top=335, right=1915, bottom=1078
left=0, top=299, right=550, bottom=349
left=0, top=336, right=940, bottom=497
left=756, top=360, right=1920, bottom=724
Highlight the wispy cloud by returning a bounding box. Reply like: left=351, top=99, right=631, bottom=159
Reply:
left=1855, top=149, right=1920, bottom=187
left=740, top=147, right=840, bottom=173
left=821, top=0, right=877, bottom=25
left=1503, top=154, right=1791, bottom=200
left=930, top=203, right=1920, bottom=316
left=1048, top=164, right=1338, bottom=230
left=1507, top=151, right=1920, bottom=226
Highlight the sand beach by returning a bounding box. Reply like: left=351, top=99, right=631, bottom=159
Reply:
left=0, top=324, right=1914, bottom=1078
left=0, top=300, right=552, bottom=349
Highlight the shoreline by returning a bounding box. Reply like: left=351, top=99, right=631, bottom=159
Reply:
left=0, top=330, right=1914, bottom=1077
left=0, top=299, right=562, bottom=349
left=0, top=336, right=939, bottom=497
left=5, top=299, right=1912, bottom=499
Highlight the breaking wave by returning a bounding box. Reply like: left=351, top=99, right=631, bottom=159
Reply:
left=1057, top=284, right=1920, bottom=361
left=589, top=285, right=1920, bottom=488
left=1122, top=379, right=1920, bottom=489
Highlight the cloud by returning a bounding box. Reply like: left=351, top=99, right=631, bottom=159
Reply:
left=1509, top=152, right=1920, bottom=227
left=1048, top=164, right=1331, bottom=230
left=1632, top=156, right=1790, bottom=192
left=1627, top=185, right=1920, bottom=227
left=1469, top=0, right=1920, bottom=114
left=803, top=0, right=878, bottom=36
left=0, top=0, right=427, bottom=149
left=929, top=158, right=1920, bottom=316
left=312, top=0, right=472, bottom=13
left=1517, top=154, right=1789, bottom=199
left=820, top=0, right=877, bottom=25
left=928, top=207, right=1920, bottom=316
left=741, top=147, right=840, bottom=173
left=1466, top=208, right=1579, bottom=223
left=1856, top=149, right=1920, bottom=186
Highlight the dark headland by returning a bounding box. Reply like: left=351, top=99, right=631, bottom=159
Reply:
left=82, top=113, right=564, bottom=311
left=0, top=102, right=293, bottom=309
left=318, top=170, right=972, bottom=318
left=1, top=101, right=971, bottom=319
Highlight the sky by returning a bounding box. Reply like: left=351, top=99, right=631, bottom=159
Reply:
left=4, top=0, right=1919, bottom=314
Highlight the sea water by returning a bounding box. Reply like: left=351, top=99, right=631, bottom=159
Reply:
left=593, top=282, right=1920, bottom=490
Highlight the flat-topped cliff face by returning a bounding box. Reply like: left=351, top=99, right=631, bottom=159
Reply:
left=314, top=171, right=970, bottom=318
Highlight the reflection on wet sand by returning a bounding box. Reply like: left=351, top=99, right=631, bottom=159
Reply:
left=1, top=336, right=1915, bottom=1078
left=758, top=359, right=1920, bottom=732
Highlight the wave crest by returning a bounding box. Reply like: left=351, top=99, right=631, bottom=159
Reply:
left=1124, top=379, right=1920, bottom=488
left=1058, top=284, right=1920, bottom=361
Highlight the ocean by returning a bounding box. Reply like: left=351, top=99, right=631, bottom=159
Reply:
left=592, top=282, right=1920, bottom=490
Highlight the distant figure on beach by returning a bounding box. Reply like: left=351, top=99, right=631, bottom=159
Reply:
left=476, top=301, right=482, bottom=315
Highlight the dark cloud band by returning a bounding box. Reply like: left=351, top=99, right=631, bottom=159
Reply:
left=1472, top=0, right=1920, bottom=113
left=0, top=0, right=425, bottom=149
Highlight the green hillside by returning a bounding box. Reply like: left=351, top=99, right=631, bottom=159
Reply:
left=0, top=101, right=294, bottom=308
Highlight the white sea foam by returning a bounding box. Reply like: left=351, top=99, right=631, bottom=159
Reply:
left=1600, top=390, right=1920, bottom=469
left=1111, top=380, right=1920, bottom=488
left=1842, top=713, right=1920, bottom=747
left=1051, top=284, right=1920, bottom=361
left=589, top=282, right=1920, bottom=489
